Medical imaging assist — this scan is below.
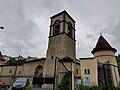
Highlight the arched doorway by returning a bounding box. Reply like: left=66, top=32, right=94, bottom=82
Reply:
left=34, top=65, right=43, bottom=77
left=33, top=65, right=43, bottom=87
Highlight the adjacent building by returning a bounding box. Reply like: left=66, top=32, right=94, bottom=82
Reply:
left=80, top=35, right=119, bottom=87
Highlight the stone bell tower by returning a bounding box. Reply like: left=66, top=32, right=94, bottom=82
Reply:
left=44, top=10, right=76, bottom=76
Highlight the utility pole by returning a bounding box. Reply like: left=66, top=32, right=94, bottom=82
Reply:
left=13, top=55, right=20, bottom=83
left=53, top=57, right=58, bottom=90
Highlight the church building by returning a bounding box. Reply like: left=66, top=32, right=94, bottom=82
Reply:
left=0, top=10, right=119, bottom=90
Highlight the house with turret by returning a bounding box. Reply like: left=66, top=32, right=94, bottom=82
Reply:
left=80, top=35, right=119, bottom=87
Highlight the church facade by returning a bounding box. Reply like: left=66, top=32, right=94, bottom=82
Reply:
left=0, top=11, right=119, bottom=89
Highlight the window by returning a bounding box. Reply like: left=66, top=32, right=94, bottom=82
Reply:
left=88, top=69, right=90, bottom=74
left=53, top=20, right=60, bottom=35
left=51, top=56, right=53, bottom=59
left=9, top=69, right=12, bottom=73
left=84, top=69, right=90, bottom=74
left=68, top=22, right=72, bottom=37
left=19, top=71, right=21, bottom=74
left=84, top=69, right=87, bottom=74
left=76, top=68, right=78, bottom=74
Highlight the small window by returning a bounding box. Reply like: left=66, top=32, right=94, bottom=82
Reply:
left=84, top=69, right=90, bottom=74
left=88, top=69, right=90, bottom=74
left=51, top=56, right=53, bottom=59
left=84, top=69, right=87, bottom=74
left=76, top=68, right=78, bottom=74
left=9, top=69, right=12, bottom=73
left=19, top=71, right=21, bottom=74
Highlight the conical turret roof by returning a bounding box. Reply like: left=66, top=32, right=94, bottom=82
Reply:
left=91, top=35, right=117, bottom=54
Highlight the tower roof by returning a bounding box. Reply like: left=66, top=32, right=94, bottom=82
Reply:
left=50, top=10, right=75, bottom=23
left=91, top=35, right=117, bottom=54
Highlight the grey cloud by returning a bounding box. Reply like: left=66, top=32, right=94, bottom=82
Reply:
left=110, top=20, right=120, bottom=54
left=0, top=0, right=40, bottom=57
left=85, top=34, right=94, bottom=39
left=1, top=0, right=120, bottom=58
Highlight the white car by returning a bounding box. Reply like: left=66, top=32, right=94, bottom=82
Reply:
left=12, top=78, right=29, bottom=90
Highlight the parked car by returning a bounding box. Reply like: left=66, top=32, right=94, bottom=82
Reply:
left=0, top=80, right=10, bottom=89
left=12, top=78, right=29, bottom=90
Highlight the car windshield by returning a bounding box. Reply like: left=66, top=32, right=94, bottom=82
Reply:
left=15, top=80, right=26, bottom=83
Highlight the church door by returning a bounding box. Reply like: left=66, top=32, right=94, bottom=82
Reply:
left=84, top=75, right=90, bottom=86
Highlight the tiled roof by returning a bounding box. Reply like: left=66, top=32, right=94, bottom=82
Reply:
left=91, top=35, right=117, bottom=54
left=50, top=10, right=75, bottom=23
left=24, top=58, right=46, bottom=63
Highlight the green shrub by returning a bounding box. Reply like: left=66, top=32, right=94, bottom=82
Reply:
left=23, top=86, right=32, bottom=90
left=75, top=85, right=120, bottom=90
left=58, top=71, right=71, bottom=90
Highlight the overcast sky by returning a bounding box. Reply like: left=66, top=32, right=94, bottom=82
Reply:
left=0, top=0, right=120, bottom=58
